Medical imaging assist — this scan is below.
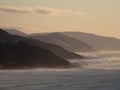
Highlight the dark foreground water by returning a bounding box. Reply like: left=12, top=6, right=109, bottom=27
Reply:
left=0, top=51, right=120, bottom=90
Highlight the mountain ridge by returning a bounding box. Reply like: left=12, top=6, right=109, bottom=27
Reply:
left=3, top=28, right=27, bottom=36
left=30, top=32, right=94, bottom=52
left=1, top=28, right=84, bottom=59
left=0, top=28, right=72, bottom=69
left=62, top=32, right=120, bottom=51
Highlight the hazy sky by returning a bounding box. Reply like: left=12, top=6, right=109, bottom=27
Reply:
left=0, top=0, right=120, bottom=38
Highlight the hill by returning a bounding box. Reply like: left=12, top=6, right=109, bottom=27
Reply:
left=0, top=29, right=70, bottom=69
left=3, top=29, right=27, bottom=36
left=30, top=33, right=94, bottom=52
left=63, top=32, right=120, bottom=51
left=2, top=28, right=83, bottom=59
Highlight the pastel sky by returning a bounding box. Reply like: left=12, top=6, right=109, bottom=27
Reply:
left=0, top=0, right=120, bottom=38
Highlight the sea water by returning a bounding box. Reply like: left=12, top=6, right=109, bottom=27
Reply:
left=0, top=51, right=120, bottom=90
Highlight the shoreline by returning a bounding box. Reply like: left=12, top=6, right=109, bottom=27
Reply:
left=0, top=63, right=82, bottom=70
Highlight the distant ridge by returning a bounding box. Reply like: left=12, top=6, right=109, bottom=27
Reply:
left=30, top=32, right=94, bottom=52
left=7, top=28, right=120, bottom=51
left=62, top=32, right=120, bottom=51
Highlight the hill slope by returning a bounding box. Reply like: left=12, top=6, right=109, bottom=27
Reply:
left=3, top=29, right=27, bottom=36
left=2, top=29, right=83, bottom=59
left=63, top=32, right=120, bottom=51
left=30, top=33, right=94, bottom=52
left=0, top=29, right=70, bottom=69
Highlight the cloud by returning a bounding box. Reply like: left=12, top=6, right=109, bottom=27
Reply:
left=0, top=6, right=34, bottom=13
left=35, top=7, right=84, bottom=15
left=0, top=5, right=84, bottom=15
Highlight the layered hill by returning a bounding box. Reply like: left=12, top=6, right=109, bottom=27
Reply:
left=0, top=29, right=70, bottom=69
left=30, top=33, right=94, bottom=52
left=63, top=32, right=120, bottom=51
left=2, top=29, right=83, bottom=59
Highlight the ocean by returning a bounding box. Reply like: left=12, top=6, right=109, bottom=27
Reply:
left=0, top=51, right=120, bottom=90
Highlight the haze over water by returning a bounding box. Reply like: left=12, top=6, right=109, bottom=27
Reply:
left=0, top=51, right=120, bottom=90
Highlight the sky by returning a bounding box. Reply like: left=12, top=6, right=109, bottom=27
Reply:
left=0, top=0, right=120, bottom=38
